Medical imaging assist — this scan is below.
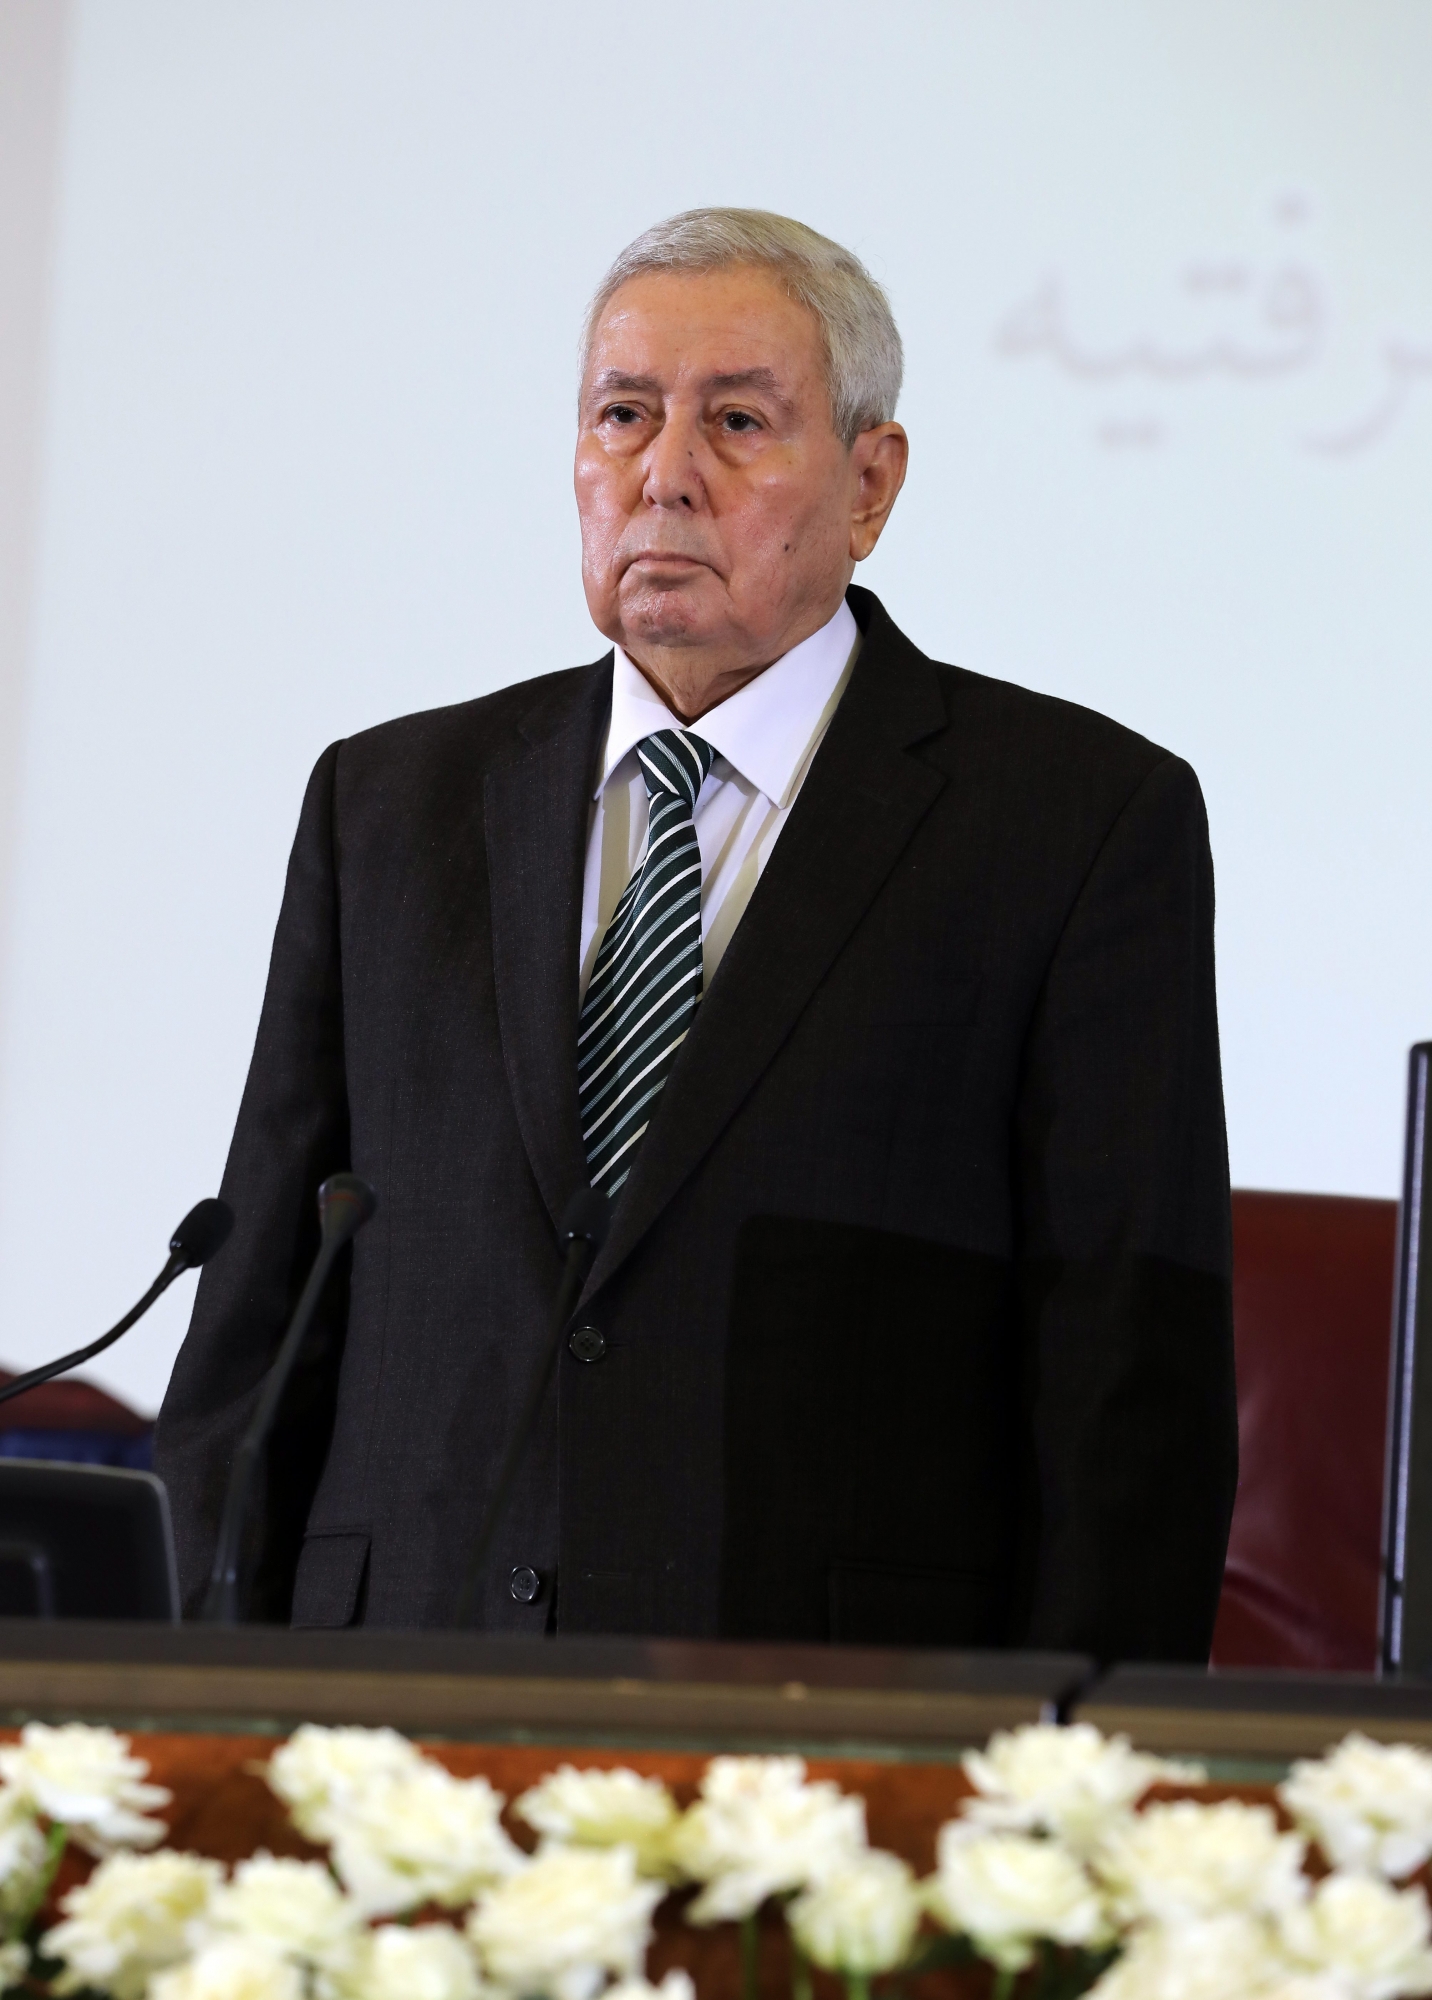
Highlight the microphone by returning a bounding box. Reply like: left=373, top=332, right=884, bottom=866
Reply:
left=453, top=1188, right=610, bottom=1625
left=201, top=1173, right=377, bottom=1624
left=0, top=1197, right=234, bottom=1412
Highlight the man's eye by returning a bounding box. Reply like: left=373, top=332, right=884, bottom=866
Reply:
left=722, top=411, right=760, bottom=433
left=604, top=404, right=643, bottom=426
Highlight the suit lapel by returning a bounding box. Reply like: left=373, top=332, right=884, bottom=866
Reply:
left=485, top=660, right=612, bottom=1233
left=580, top=596, right=949, bottom=1303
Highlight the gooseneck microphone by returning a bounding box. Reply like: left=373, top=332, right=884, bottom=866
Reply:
left=201, top=1173, right=377, bottom=1624
left=454, top=1187, right=611, bottom=1626
left=0, top=1197, right=234, bottom=1412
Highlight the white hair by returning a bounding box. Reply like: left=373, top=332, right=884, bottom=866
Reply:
left=582, top=207, right=903, bottom=447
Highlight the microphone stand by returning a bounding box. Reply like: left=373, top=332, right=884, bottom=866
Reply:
left=201, top=1175, right=376, bottom=1625
left=0, top=1198, right=233, bottom=1412
left=454, top=1188, right=610, bottom=1626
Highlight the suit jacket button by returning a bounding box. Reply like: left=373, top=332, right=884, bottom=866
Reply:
left=568, top=1324, right=606, bottom=1363
left=508, top=1565, right=543, bottom=1604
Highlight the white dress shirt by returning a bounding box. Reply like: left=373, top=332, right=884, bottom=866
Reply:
left=579, top=600, right=861, bottom=1000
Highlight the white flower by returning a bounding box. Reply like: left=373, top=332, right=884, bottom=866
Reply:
left=466, top=1845, right=663, bottom=2000
left=1281, top=1737, right=1432, bottom=1883
left=320, top=1922, right=483, bottom=2000
left=150, top=1935, right=305, bottom=2000
left=0, top=1783, right=51, bottom=1918
left=264, top=1727, right=518, bottom=1919
left=1279, top=1873, right=1432, bottom=2000
left=961, top=1724, right=1204, bottom=1857
left=206, top=1852, right=359, bottom=1959
left=328, top=1764, right=522, bottom=1917
left=925, top=1827, right=1110, bottom=1972
left=0, top=1941, right=28, bottom=1990
left=605, top=1976, right=696, bottom=2000
left=0, top=1723, right=169, bottom=1855
left=790, top=1848, right=922, bottom=1974
left=1096, top=1801, right=1307, bottom=1927
left=669, top=1756, right=867, bottom=1922
left=1089, top=1913, right=1290, bottom=2000
left=41, top=1849, right=222, bottom=2000
left=515, top=1766, right=679, bottom=1877
left=264, top=1725, right=428, bottom=1843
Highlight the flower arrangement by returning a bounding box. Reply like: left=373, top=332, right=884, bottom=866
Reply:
left=0, top=1718, right=1428, bottom=1999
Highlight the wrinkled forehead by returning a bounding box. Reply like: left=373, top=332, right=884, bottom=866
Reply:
left=582, top=266, right=827, bottom=402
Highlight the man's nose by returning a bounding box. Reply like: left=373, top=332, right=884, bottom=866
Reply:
left=641, top=410, right=706, bottom=511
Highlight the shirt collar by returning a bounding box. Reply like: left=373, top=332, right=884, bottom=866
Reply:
left=597, top=598, right=860, bottom=809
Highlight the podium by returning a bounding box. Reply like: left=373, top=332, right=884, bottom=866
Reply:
left=7, top=1626, right=1432, bottom=1997
left=5, top=1620, right=1432, bottom=1765
left=0, top=1620, right=1087, bottom=1746
left=0, top=1625, right=1091, bottom=1999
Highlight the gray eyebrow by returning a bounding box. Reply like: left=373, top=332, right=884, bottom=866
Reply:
left=588, top=371, right=661, bottom=396
left=704, top=368, right=782, bottom=394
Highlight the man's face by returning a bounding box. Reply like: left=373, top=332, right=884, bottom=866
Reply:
left=575, top=265, right=905, bottom=708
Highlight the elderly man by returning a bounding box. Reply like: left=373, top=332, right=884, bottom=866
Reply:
left=158, top=209, right=1237, bottom=1658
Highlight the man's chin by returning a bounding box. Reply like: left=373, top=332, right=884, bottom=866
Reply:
left=618, top=587, right=726, bottom=654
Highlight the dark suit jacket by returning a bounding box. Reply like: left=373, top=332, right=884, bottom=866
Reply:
left=157, top=587, right=1237, bottom=1657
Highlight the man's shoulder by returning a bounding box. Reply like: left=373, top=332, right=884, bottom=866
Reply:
left=325, top=655, right=612, bottom=797
left=924, top=658, right=1209, bottom=863
left=855, top=587, right=1181, bottom=792
left=938, top=657, right=1176, bottom=780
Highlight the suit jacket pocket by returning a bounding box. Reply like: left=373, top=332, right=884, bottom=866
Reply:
left=292, top=1529, right=370, bottom=1629
left=829, top=1559, right=1005, bottom=1649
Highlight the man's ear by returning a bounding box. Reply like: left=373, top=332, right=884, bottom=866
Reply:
left=849, top=423, right=909, bottom=561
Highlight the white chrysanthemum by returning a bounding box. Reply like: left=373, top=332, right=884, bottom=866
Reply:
left=1096, top=1801, right=1308, bottom=1927
left=790, top=1848, right=922, bottom=1974
left=1279, top=1873, right=1432, bottom=2000
left=205, top=1852, right=359, bottom=1960
left=41, top=1849, right=222, bottom=2000
left=466, top=1845, right=663, bottom=2000
left=1089, top=1913, right=1290, bottom=2000
left=150, top=1935, right=305, bottom=2000
left=319, top=1921, right=484, bottom=2000
left=1281, top=1737, right=1432, bottom=1883
left=328, top=1764, right=522, bottom=1917
left=515, top=1766, right=679, bottom=1877
left=961, top=1724, right=1204, bottom=1857
left=0, top=1723, right=169, bottom=1856
left=0, top=1783, right=51, bottom=1918
left=264, top=1726, right=428, bottom=1843
left=669, top=1756, right=867, bottom=1922
left=605, top=1976, right=696, bottom=2000
left=925, top=1827, right=1110, bottom=1972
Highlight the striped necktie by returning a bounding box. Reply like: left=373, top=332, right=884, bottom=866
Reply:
left=579, top=727, right=716, bottom=1198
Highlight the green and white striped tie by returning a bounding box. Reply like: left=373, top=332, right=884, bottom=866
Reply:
left=579, top=728, right=715, bottom=1197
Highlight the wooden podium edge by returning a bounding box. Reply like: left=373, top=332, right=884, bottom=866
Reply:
left=1078, top=1698, right=1432, bottom=1760
left=0, top=1658, right=1056, bottom=1750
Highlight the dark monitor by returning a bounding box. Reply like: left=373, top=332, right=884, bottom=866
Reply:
left=1383, top=1042, right=1432, bottom=1674
left=0, top=1461, right=178, bottom=1621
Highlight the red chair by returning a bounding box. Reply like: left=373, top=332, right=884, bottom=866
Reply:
left=0, top=1368, right=153, bottom=1471
left=1211, top=1189, right=1397, bottom=1671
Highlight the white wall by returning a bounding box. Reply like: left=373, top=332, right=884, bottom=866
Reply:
left=1, top=0, right=1429, bottom=1414
left=0, top=0, right=70, bottom=1074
